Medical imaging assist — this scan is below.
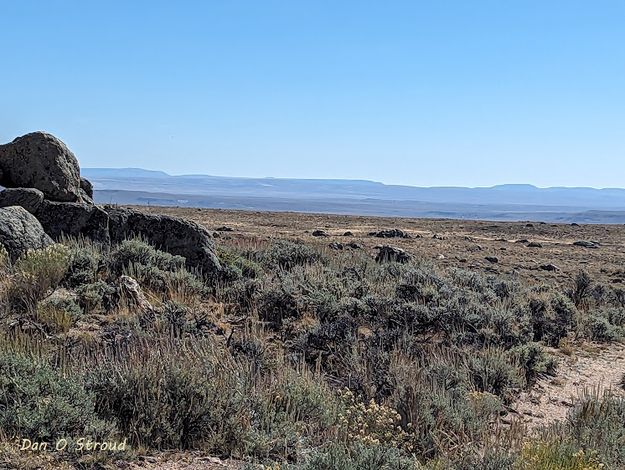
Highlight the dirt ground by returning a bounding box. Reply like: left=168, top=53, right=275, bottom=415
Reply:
left=137, top=206, right=625, bottom=288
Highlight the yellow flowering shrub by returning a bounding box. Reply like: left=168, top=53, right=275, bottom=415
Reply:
left=337, top=388, right=413, bottom=451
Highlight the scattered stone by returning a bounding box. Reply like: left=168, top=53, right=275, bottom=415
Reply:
left=485, top=256, right=499, bottom=263
left=118, top=275, right=153, bottom=313
left=437, top=254, right=446, bottom=260
left=573, top=240, right=600, bottom=249
left=571, top=222, right=580, bottom=227
left=432, top=233, right=447, bottom=240
left=312, top=230, right=329, bottom=237
left=215, top=226, right=234, bottom=232
left=369, top=228, right=410, bottom=238
left=527, top=241, right=543, bottom=248
left=343, top=231, right=353, bottom=236
left=0, top=188, right=44, bottom=213
left=526, top=223, right=534, bottom=227
left=374, top=245, right=411, bottom=263
left=0, top=132, right=82, bottom=202
left=347, top=242, right=362, bottom=249
left=329, top=242, right=344, bottom=250
left=540, top=264, right=560, bottom=272
left=0, top=206, right=54, bottom=262
left=515, top=239, right=530, bottom=244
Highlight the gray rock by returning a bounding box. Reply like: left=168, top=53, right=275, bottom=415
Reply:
left=573, top=240, right=600, bottom=249
left=0, top=132, right=82, bottom=202
left=35, top=200, right=110, bottom=243
left=80, top=177, right=94, bottom=199
left=0, top=206, right=54, bottom=262
left=485, top=256, right=499, bottom=263
left=540, top=263, right=560, bottom=271
left=374, top=245, right=411, bottom=263
left=328, top=242, right=344, bottom=250
left=106, top=207, right=221, bottom=276
left=369, top=228, right=410, bottom=239
left=527, top=241, right=543, bottom=248
left=312, top=230, right=329, bottom=237
left=0, top=188, right=44, bottom=213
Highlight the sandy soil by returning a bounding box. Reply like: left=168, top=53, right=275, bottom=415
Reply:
left=511, top=343, right=625, bottom=430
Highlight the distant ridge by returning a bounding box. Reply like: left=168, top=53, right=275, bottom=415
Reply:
left=82, top=168, right=625, bottom=223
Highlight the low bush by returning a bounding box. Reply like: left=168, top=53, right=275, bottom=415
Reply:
left=8, top=245, right=70, bottom=311
left=86, top=340, right=248, bottom=452
left=0, top=352, right=110, bottom=441
left=261, top=240, right=322, bottom=270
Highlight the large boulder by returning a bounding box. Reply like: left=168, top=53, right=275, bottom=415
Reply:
left=106, top=207, right=221, bottom=276
left=0, top=188, right=45, bottom=213
left=35, top=200, right=110, bottom=243
left=0, top=132, right=82, bottom=202
left=0, top=206, right=54, bottom=262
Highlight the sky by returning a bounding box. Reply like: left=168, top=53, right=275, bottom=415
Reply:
left=1, top=1, right=624, bottom=188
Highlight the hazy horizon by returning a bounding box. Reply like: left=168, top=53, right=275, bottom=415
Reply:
left=2, top=1, right=624, bottom=188
left=82, top=166, right=625, bottom=191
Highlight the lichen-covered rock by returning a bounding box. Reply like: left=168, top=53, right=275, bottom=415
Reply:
left=106, top=207, right=221, bottom=276
left=0, top=188, right=45, bottom=213
left=0, top=206, right=54, bottom=262
left=0, top=132, right=82, bottom=202
left=35, top=200, right=110, bottom=243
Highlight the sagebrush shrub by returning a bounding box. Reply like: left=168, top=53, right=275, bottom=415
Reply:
left=0, top=352, right=110, bottom=441
left=261, top=240, right=322, bottom=270
left=8, top=244, right=70, bottom=311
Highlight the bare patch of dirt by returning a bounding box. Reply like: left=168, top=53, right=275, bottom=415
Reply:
left=510, top=342, right=625, bottom=430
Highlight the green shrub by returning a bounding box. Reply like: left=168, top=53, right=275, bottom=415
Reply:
left=63, top=245, right=101, bottom=288
left=586, top=314, right=623, bottom=342
left=8, top=245, right=70, bottom=311
left=516, top=440, right=603, bottom=470
left=0, top=352, right=110, bottom=441
left=510, top=342, right=557, bottom=385
left=258, top=286, right=301, bottom=328
left=86, top=340, right=249, bottom=451
left=76, top=280, right=118, bottom=314
left=107, top=239, right=185, bottom=275
left=261, top=240, right=322, bottom=270
left=162, top=300, right=188, bottom=337
left=298, top=442, right=417, bottom=470
left=217, top=247, right=263, bottom=280
left=468, top=348, right=524, bottom=403
left=36, top=291, right=83, bottom=333
left=563, top=393, right=625, bottom=467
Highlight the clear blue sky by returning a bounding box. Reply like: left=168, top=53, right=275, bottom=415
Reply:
left=1, top=1, right=624, bottom=188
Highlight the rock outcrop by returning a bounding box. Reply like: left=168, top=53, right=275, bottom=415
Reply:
left=0, top=206, right=54, bottom=262
left=0, top=132, right=82, bottom=202
left=106, top=207, right=221, bottom=275
left=35, top=200, right=111, bottom=243
left=0, top=132, right=222, bottom=278
left=0, top=188, right=45, bottom=213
